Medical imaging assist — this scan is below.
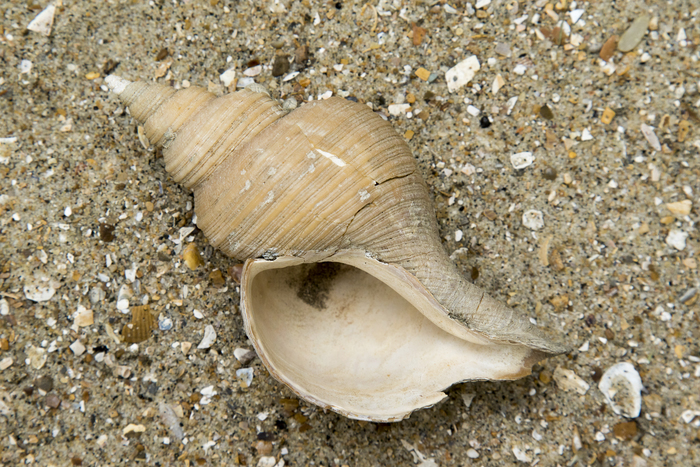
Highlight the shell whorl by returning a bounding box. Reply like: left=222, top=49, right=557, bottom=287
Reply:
left=110, top=77, right=568, bottom=356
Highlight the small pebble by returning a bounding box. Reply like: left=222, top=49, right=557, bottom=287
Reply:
left=70, top=340, right=86, bottom=356
left=666, top=200, right=692, bottom=216
left=640, top=124, right=661, bottom=151
left=618, top=15, right=650, bottom=52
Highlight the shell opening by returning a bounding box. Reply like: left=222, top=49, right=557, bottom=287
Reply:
left=241, top=256, right=543, bottom=422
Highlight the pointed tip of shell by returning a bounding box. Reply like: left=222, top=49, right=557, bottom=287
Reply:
left=105, top=75, right=132, bottom=95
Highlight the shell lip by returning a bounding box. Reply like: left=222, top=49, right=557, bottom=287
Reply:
left=239, top=254, right=555, bottom=422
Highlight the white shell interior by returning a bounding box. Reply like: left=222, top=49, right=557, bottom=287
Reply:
left=241, top=256, right=538, bottom=422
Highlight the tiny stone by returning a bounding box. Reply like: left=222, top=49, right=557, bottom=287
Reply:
left=45, top=393, right=61, bottom=409
left=271, top=55, right=290, bottom=77
left=197, top=324, right=217, bottom=349
left=618, top=16, right=650, bottom=53
left=613, top=421, right=637, bottom=440
left=495, top=43, right=512, bottom=57
left=553, top=366, right=590, bottom=395
left=599, top=35, right=618, bottom=61
left=640, top=124, right=661, bottom=151
left=414, top=67, right=431, bottom=81
left=539, top=104, right=554, bottom=120
left=467, top=449, right=479, bottom=459
left=543, top=166, right=557, bottom=180
left=492, top=74, right=505, bottom=94
left=479, top=115, right=491, bottom=128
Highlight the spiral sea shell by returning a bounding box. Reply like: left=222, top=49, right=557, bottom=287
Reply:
left=106, top=75, right=568, bottom=422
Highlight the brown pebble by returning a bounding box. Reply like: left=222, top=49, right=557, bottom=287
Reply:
left=71, top=457, right=83, bottom=466
left=543, top=166, right=558, bottom=181
left=613, top=421, right=637, bottom=440
left=412, top=22, right=426, bottom=46
left=271, top=55, right=290, bottom=77
left=604, top=328, right=614, bottom=340
left=470, top=266, right=479, bottom=281
left=45, top=393, right=61, bottom=408
left=99, top=223, right=115, bottom=242
left=599, top=35, right=618, bottom=61
left=35, top=375, right=54, bottom=392
left=483, top=209, right=497, bottom=221
left=539, top=370, right=552, bottom=384
left=182, top=243, right=204, bottom=270
left=155, top=48, right=169, bottom=61
left=0, top=337, right=8, bottom=351
left=209, top=269, right=226, bottom=287
left=539, top=104, right=554, bottom=120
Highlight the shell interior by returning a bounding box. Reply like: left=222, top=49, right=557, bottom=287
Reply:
left=242, top=256, right=541, bottom=422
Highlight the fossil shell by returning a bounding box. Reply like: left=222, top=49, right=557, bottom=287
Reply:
left=106, top=75, right=569, bottom=421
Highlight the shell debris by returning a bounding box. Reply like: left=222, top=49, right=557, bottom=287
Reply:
left=121, top=305, right=156, bottom=344
left=598, top=362, right=643, bottom=418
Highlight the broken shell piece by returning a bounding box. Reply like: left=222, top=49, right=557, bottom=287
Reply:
left=666, top=200, right=692, bottom=216
left=237, top=367, right=254, bottom=387
left=640, top=124, right=661, bottom=151
left=27, top=345, right=48, bottom=369
left=522, top=210, right=544, bottom=230
left=27, top=3, right=56, bottom=37
left=445, top=56, right=480, bottom=93
left=553, top=366, right=590, bottom=395
left=511, top=152, right=534, bottom=170
left=197, top=324, right=217, bottom=349
left=24, top=283, right=56, bottom=302
left=73, top=305, right=94, bottom=327
left=123, top=424, right=146, bottom=438
left=599, top=362, right=643, bottom=418
left=121, top=306, right=156, bottom=344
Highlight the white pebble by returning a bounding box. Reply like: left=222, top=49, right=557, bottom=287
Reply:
left=69, top=340, right=86, bottom=356
left=513, top=64, right=527, bottom=75
left=219, top=68, right=236, bottom=87
left=27, top=4, right=55, bottom=36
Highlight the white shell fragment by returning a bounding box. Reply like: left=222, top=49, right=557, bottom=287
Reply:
left=73, top=305, right=94, bottom=327
left=219, top=68, right=236, bottom=87
left=522, top=210, right=544, bottom=230
left=27, top=3, right=56, bottom=36
left=511, top=152, right=534, bottom=170
left=197, top=324, right=217, bottom=349
left=445, top=56, right=480, bottom=93
left=598, top=362, right=643, bottom=418
left=27, top=345, right=47, bottom=369
left=640, top=124, right=661, bottom=151
left=553, top=366, right=590, bottom=395
left=236, top=367, right=254, bottom=387
left=666, top=229, right=688, bottom=251
left=158, top=402, right=184, bottom=441
left=24, top=283, right=56, bottom=302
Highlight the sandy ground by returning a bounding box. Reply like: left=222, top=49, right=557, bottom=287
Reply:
left=1, top=0, right=699, bottom=465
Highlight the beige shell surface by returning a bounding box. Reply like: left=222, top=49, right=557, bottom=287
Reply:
left=107, top=75, right=569, bottom=421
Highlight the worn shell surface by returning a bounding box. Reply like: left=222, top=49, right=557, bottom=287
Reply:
left=107, top=75, right=569, bottom=421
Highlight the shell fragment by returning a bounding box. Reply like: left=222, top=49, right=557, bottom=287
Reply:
left=598, top=362, right=643, bottom=418
left=511, top=152, right=534, bottom=170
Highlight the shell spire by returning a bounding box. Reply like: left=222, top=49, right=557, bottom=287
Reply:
left=107, top=76, right=570, bottom=421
